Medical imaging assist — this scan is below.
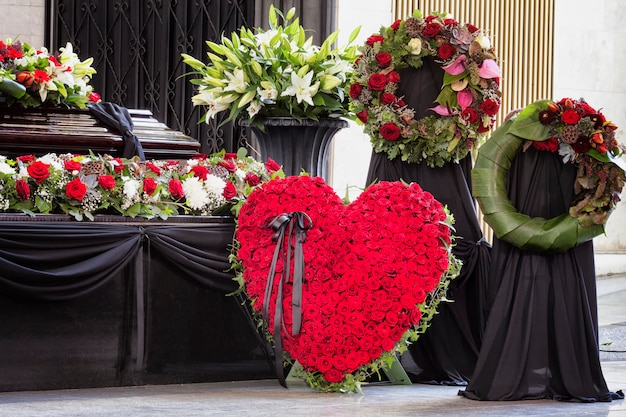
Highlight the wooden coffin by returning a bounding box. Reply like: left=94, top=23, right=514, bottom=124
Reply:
left=0, top=107, right=201, bottom=160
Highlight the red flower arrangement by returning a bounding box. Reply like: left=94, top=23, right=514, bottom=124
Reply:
left=512, top=97, right=625, bottom=227
left=235, top=175, right=461, bottom=393
left=350, top=10, right=502, bottom=167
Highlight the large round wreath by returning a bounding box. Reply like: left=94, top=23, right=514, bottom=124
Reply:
left=472, top=98, right=626, bottom=253
left=349, top=10, right=502, bottom=167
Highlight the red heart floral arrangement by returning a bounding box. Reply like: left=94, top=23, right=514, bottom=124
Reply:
left=235, top=175, right=460, bottom=393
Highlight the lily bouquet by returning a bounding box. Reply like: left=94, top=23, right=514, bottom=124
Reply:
left=182, top=6, right=360, bottom=126
left=0, top=38, right=99, bottom=108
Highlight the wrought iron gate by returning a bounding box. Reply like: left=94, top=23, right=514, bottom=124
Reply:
left=47, top=0, right=254, bottom=154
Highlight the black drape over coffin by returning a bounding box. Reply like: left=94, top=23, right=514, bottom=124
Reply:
left=0, top=216, right=273, bottom=392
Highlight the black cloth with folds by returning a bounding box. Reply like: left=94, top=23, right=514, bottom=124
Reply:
left=460, top=147, right=623, bottom=401
left=365, top=57, right=491, bottom=385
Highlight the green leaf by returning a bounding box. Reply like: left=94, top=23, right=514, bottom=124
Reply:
left=508, top=100, right=551, bottom=141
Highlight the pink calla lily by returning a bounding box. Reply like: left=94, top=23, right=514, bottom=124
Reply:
left=430, top=104, right=453, bottom=116
left=478, top=59, right=501, bottom=79
left=457, top=89, right=473, bottom=110
left=442, top=55, right=467, bottom=75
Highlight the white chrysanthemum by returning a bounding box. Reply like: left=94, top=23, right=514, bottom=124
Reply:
left=182, top=176, right=211, bottom=210
left=122, top=177, right=141, bottom=200
left=203, top=174, right=227, bottom=197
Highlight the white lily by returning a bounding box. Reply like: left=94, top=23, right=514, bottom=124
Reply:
left=192, top=89, right=237, bottom=120
left=281, top=70, right=319, bottom=106
left=223, top=68, right=249, bottom=94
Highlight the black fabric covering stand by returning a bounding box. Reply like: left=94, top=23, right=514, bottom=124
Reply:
left=460, top=147, right=623, bottom=401
left=365, top=57, right=491, bottom=385
left=0, top=216, right=274, bottom=392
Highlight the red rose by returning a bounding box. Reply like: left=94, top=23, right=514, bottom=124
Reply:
left=480, top=98, right=500, bottom=116
left=349, top=83, right=362, bottom=98
left=422, top=22, right=441, bottom=38
left=26, top=161, right=51, bottom=183
left=168, top=178, right=184, bottom=199
left=356, top=110, right=368, bottom=123
left=218, top=160, right=237, bottom=172
left=264, top=158, right=281, bottom=173
left=323, top=368, right=344, bottom=383
left=145, top=162, right=161, bottom=175
left=65, top=178, right=87, bottom=201
left=366, top=34, right=385, bottom=46
left=223, top=182, right=237, bottom=200
left=437, top=43, right=456, bottom=59
left=88, top=92, right=101, bottom=102
left=143, top=177, right=158, bottom=195
left=190, top=164, right=209, bottom=180
left=387, top=71, right=401, bottom=84
left=443, top=18, right=458, bottom=26
left=380, top=93, right=397, bottom=105
left=64, top=160, right=82, bottom=172
left=243, top=173, right=259, bottom=187
left=97, top=174, right=116, bottom=190
left=390, top=19, right=401, bottom=31
left=375, top=52, right=392, bottom=68
left=223, top=152, right=237, bottom=160
left=467, top=23, right=479, bottom=33
left=461, top=108, right=479, bottom=124
left=561, top=109, right=581, bottom=125
left=379, top=122, right=401, bottom=140
left=17, top=155, right=35, bottom=163
left=16, top=178, right=30, bottom=200
left=367, top=73, right=387, bottom=91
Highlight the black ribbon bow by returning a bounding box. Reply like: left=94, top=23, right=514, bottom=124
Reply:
left=262, top=212, right=312, bottom=387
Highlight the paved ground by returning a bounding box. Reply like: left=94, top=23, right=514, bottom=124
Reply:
left=0, top=275, right=624, bottom=417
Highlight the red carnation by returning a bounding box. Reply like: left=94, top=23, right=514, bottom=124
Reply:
left=561, top=109, right=581, bottom=125
left=379, top=122, right=401, bottom=140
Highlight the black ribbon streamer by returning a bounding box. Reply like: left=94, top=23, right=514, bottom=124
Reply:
left=262, top=212, right=312, bottom=387
left=88, top=101, right=146, bottom=160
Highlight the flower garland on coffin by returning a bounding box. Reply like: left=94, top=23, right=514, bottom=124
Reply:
left=0, top=38, right=100, bottom=108
left=0, top=150, right=283, bottom=221
left=350, top=10, right=502, bottom=167
left=234, top=175, right=462, bottom=393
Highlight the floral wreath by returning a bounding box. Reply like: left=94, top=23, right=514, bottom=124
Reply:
left=349, top=10, right=502, bottom=167
left=472, top=98, right=626, bottom=252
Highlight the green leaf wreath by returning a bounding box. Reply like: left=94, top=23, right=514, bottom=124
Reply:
left=472, top=98, right=626, bottom=253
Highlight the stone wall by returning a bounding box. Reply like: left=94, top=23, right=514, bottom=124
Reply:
left=0, top=0, right=45, bottom=48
